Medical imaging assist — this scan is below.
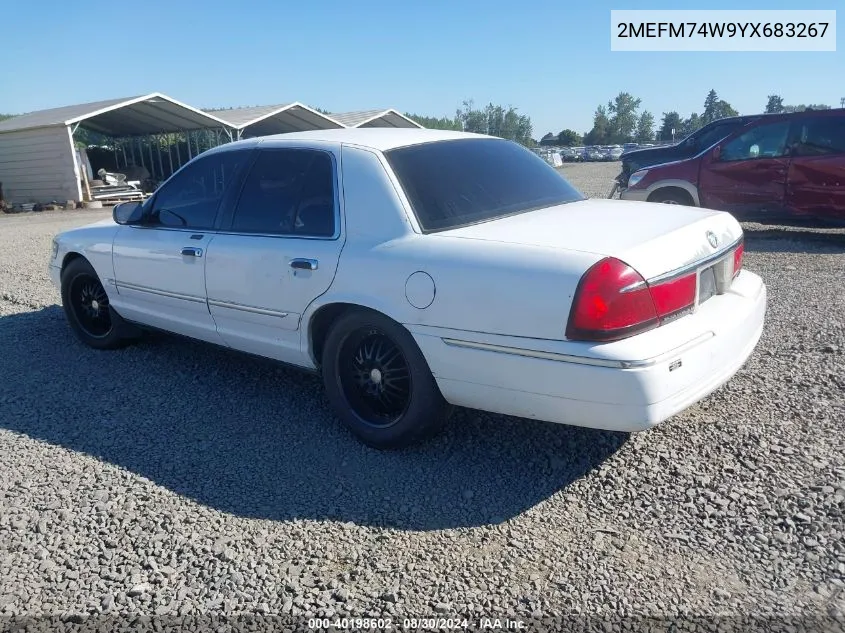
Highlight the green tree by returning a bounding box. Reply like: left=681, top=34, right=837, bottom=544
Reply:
left=658, top=111, right=683, bottom=141
left=765, top=95, right=784, bottom=114
left=557, top=129, right=582, bottom=146
left=584, top=105, right=612, bottom=145
left=635, top=111, right=655, bottom=143
left=607, top=92, right=642, bottom=142
left=702, top=89, right=738, bottom=124
left=539, top=132, right=557, bottom=146
left=682, top=113, right=703, bottom=136
left=405, top=113, right=462, bottom=130
left=782, top=103, right=832, bottom=113
left=454, top=100, right=533, bottom=146
left=0, top=113, right=14, bottom=122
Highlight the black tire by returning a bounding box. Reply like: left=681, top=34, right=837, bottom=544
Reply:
left=649, top=188, right=694, bottom=206
left=321, top=309, right=452, bottom=449
left=60, top=258, right=137, bottom=350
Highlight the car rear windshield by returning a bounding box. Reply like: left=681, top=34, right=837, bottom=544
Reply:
left=383, top=138, right=585, bottom=232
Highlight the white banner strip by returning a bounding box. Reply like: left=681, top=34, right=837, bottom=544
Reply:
left=611, top=10, right=836, bottom=52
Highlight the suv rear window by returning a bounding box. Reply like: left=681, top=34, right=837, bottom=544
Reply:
left=384, top=138, right=584, bottom=232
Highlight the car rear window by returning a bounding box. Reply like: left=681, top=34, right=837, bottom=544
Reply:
left=384, top=138, right=584, bottom=232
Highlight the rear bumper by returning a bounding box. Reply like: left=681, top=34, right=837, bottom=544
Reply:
left=412, top=270, right=766, bottom=432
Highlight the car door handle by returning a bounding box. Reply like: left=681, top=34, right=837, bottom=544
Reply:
left=181, top=247, right=203, bottom=257
left=290, top=258, right=318, bottom=271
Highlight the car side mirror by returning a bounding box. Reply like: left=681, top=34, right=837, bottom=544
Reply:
left=113, top=201, right=144, bottom=225
left=711, top=145, right=722, bottom=160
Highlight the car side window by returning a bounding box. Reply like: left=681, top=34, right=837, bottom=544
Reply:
left=720, top=121, right=791, bottom=162
left=230, top=149, right=336, bottom=237
left=148, top=151, right=246, bottom=229
left=793, top=117, right=845, bottom=156
left=695, top=123, right=742, bottom=152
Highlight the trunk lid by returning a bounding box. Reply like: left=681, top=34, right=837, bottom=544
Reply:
left=437, top=198, right=742, bottom=279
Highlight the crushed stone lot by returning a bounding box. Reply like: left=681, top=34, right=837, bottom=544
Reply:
left=0, top=162, right=843, bottom=627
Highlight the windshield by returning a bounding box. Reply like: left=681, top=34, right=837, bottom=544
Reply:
left=384, top=138, right=585, bottom=233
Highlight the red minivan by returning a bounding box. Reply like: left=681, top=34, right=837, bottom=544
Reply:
left=620, top=109, right=845, bottom=223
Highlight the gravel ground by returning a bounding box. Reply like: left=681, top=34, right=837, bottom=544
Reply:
left=0, top=166, right=843, bottom=629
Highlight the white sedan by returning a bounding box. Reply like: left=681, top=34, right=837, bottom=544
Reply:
left=49, top=129, right=766, bottom=448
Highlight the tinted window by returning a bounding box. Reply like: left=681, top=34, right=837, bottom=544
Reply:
left=721, top=121, right=791, bottom=162
left=231, top=149, right=336, bottom=237
left=384, top=138, right=584, bottom=233
left=794, top=116, right=845, bottom=156
left=150, top=151, right=245, bottom=229
left=693, top=122, right=746, bottom=151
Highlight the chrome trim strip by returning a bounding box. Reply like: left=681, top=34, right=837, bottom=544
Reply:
left=214, top=230, right=340, bottom=242
left=441, top=332, right=714, bottom=369
left=207, top=299, right=290, bottom=318
left=620, top=280, right=647, bottom=293
left=115, top=281, right=206, bottom=304
left=647, top=236, right=743, bottom=285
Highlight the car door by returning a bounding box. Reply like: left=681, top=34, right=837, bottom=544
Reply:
left=785, top=113, right=845, bottom=222
left=204, top=143, right=345, bottom=365
left=698, top=119, right=793, bottom=219
left=110, top=148, right=251, bottom=344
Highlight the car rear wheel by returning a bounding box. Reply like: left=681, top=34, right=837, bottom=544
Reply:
left=321, top=309, right=452, bottom=449
left=61, top=258, right=137, bottom=350
left=648, top=188, right=694, bottom=206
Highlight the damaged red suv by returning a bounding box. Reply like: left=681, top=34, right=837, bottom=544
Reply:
left=620, top=109, right=845, bottom=223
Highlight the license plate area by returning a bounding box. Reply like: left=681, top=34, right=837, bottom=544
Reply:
left=698, top=264, right=718, bottom=306
left=697, top=254, right=733, bottom=307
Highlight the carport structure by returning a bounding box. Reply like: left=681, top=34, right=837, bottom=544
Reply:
left=0, top=92, right=234, bottom=205
left=208, top=103, right=345, bottom=139
left=330, top=109, right=423, bottom=128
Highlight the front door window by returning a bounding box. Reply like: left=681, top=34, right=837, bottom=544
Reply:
left=720, top=121, right=791, bottom=162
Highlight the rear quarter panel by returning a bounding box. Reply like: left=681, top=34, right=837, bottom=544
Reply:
left=302, top=145, right=600, bottom=349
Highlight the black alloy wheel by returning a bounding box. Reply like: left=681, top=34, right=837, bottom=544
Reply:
left=338, top=327, right=412, bottom=428
left=60, top=258, right=138, bottom=350
left=321, top=309, right=452, bottom=448
left=69, top=273, right=112, bottom=338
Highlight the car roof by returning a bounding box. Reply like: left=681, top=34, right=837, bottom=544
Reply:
left=216, top=128, right=492, bottom=153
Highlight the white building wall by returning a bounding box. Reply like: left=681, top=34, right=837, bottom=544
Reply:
left=0, top=125, right=81, bottom=204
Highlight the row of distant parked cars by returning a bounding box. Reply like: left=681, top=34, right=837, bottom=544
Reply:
left=613, top=108, right=845, bottom=224
left=560, top=142, right=663, bottom=162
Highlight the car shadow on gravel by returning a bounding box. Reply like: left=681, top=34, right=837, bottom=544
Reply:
left=743, top=228, right=845, bottom=254
left=0, top=306, right=629, bottom=531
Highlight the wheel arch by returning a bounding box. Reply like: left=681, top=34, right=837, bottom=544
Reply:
left=60, top=250, right=85, bottom=272
left=304, top=297, right=412, bottom=368
left=645, top=180, right=700, bottom=206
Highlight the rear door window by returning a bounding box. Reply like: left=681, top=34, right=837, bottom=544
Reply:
left=793, top=116, right=845, bottom=156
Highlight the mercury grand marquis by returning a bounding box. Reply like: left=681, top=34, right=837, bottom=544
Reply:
left=50, top=129, right=767, bottom=448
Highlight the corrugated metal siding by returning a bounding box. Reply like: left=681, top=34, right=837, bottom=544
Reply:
left=0, top=126, right=81, bottom=204
left=330, top=110, right=387, bottom=127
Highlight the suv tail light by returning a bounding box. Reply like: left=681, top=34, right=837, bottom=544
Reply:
left=566, top=257, right=697, bottom=342
left=733, top=240, right=744, bottom=277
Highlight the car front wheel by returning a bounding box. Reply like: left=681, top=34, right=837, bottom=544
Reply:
left=61, top=258, right=136, bottom=350
left=321, top=309, right=452, bottom=449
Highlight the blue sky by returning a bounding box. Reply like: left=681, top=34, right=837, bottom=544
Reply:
left=1, top=0, right=840, bottom=138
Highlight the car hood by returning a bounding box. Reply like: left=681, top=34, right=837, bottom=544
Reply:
left=621, top=145, right=684, bottom=171
left=435, top=199, right=742, bottom=279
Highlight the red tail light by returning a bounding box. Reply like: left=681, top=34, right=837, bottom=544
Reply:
left=649, top=273, right=697, bottom=317
left=567, top=258, right=697, bottom=342
left=566, top=258, right=658, bottom=342
left=733, top=241, right=744, bottom=277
